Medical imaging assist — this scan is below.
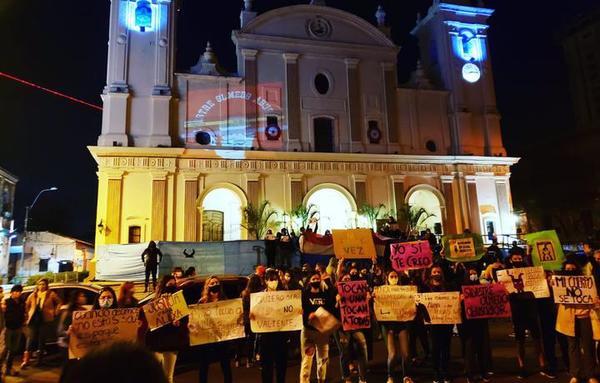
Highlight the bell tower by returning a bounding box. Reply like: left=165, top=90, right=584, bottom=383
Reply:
left=98, top=0, right=176, bottom=147
left=412, top=0, right=506, bottom=156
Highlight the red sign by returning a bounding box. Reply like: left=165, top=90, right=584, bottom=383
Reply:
left=337, top=281, right=371, bottom=331
left=462, top=283, right=511, bottom=319
left=389, top=241, right=432, bottom=272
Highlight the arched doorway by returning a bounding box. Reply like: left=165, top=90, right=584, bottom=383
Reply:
left=201, top=187, right=244, bottom=241
left=305, top=184, right=356, bottom=233
left=405, top=186, right=444, bottom=234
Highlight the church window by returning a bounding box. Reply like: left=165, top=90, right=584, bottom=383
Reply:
left=426, top=140, right=437, bottom=152
left=314, top=73, right=330, bottom=95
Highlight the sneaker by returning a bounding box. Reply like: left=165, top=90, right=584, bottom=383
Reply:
left=517, top=369, right=527, bottom=379
left=403, top=377, right=414, bottom=383
left=588, top=379, right=598, bottom=383
left=386, top=378, right=394, bottom=383
left=540, top=370, right=557, bottom=379
left=568, top=378, right=577, bottom=383
left=443, top=380, right=451, bottom=383
left=433, top=381, right=441, bottom=383
left=359, top=379, right=367, bottom=383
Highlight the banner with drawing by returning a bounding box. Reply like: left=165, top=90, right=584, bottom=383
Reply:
left=69, top=308, right=140, bottom=359
left=250, top=290, right=303, bottom=333
left=415, top=292, right=462, bottom=324
left=188, top=299, right=245, bottom=346
left=374, top=285, right=417, bottom=322
left=522, top=230, right=565, bottom=271
left=496, top=266, right=550, bottom=298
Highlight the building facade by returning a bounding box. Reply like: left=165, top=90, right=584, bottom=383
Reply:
left=91, top=0, right=518, bottom=247
left=0, top=166, right=17, bottom=276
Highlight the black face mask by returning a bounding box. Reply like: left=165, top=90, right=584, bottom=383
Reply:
left=310, top=281, right=321, bottom=289
left=350, top=274, right=359, bottom=281
left=209, top=284, right=220, bottom=294
left=512, top=261, right=525, bottom=268
left=431, top=275, right=442, bottom=282
left=563, top=270, right=578, bottom=276
left=163, top=286, right=177, bottom=294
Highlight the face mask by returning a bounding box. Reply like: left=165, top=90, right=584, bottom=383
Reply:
left=469, top=274, right=479, bottom=282
left=267, top=280, right=279, bottom=290
left=350, top=274, right=359, bottom=281
left=100, top=298, right=113, bottom=309
left=310, top=281, right=321, bottom=289
left=388, top=277, right=399, bottom=285
left=512, top=261, right=525, bottom=268
left=209, top=284, right=220, bottom=294
left=431, top=275, right=442, bottom=282
left=163, top=286, right=177, bottom=294
left=563, top=270, right=578, bottom=276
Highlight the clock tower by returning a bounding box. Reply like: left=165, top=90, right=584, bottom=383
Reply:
left=412, top=0, right=506, bottom=157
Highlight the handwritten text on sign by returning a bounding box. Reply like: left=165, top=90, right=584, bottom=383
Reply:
left=416, top=292, right=462, bottom=325
left=462, top=284, right=511, bottom=319
left=69, top=308, right=140, bottom=359
left=390, top=241, right=432, bottom=272
left=332, top=229, right=376, bottom=259
left=250, top=290, right=303, bottom=333
left=143, top=290, right=191, bottom=331
left=188, top=299, right=244, bottom=346
left=338, top=281, right=371, bottom=331
left=551, top=275, right=598, bottom=305
left=374, top=285, right=417, bottom=322
left=496, top=266, right=550, bottom=298
left=448, top=238, right=476, bottom=259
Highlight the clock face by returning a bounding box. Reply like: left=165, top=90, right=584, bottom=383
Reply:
left=265, top=125, right=281, bottom=140
left=368, top=126, right=381, bottom=143
left=462, top=63, right=481, bottom=83
left=307, top=17, right=332, bottom=39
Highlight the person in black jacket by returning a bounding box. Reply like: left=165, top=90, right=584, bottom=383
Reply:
left=142, top=241, right=163, bottom=292
left=3, top=285, right=25, bottom=376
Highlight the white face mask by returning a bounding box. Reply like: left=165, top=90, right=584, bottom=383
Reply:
left=469, top=274, right=478, bottom=282
left=100, top=297, right=113, bottom=309
left=267, top=280, right=279, bottom=290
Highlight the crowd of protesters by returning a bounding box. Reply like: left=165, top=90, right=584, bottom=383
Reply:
left=0, top=234, right=599, bottom=383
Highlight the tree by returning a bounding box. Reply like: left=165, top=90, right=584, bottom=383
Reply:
left=358, top=203, right=386, bottom=230
left=289, top=203, right=319, bottom=230
left=397, top=203, right=435, bottom=236
left=242, top=201, right=280, bottom=240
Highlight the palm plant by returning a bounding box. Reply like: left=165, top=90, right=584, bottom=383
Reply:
left=358, top=203, right=386, bottom=230
left=397, top=203, right=435, bottom=235
left=242, top=200, right=280, bottom=240
left=289, top=203, right=319, bottom=230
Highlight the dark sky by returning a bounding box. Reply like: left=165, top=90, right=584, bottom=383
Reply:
left=0, top=0, right=596, bottom=242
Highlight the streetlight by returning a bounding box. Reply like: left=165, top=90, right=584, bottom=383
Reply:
left=19, top=187, right=58, bottom=275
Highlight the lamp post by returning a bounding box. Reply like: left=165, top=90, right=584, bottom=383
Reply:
left=20, top=187, right=58, bottom=275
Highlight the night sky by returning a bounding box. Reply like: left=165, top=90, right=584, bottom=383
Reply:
left=0, top=0, right=596, bottom=242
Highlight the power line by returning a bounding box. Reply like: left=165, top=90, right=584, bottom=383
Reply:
left=0, top=71, right=103, bottom=111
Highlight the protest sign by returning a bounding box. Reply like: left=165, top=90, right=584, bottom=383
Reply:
left=332, top=229, right=376, bottom=259
left=338, top=280, right=371, bottom=331
left=309, top=307, right=340, bottom=335
left=389, top=241, right=432, bottom=272
left=188, top=299, right=244, bottom=346
left=250, top=290, right=303, bottom=333
left=551, top=275, right=598, bottom=305
left=69, top=308, right=140, bottom=359
left=441, top=233, right=485, bottom=262
left=462, top=284, right=511, bottom=319
left=374, top=285, right=417, bottom=322
left=142, top=290, right=190, bottom=331
left=415, top=292, right=462, bottom=325
left=496, top=266, right=550, bottom=298
left=522, top=230, right=565, bottom=271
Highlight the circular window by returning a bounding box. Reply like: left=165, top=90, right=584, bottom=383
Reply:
left=425, top=140, right=437, bottom=152
left=195, top=131, right=211, bottom=145
left=314, top=73, right=330, bottom=95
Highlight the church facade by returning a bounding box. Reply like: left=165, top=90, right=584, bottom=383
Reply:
left=91, top=0, right=518, bottom=247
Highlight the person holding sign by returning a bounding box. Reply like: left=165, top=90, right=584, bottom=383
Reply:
left=57, top=290, right=89, bottom=382
left=145, top=276, right=189, bottom=383
left=197, top=276, right=233, bottom=383
left=504, top=253, right=546, bottom=379
left=252, top=269, right=292, bottom=383
left=300, top=271, right=336, bottom=383
left=375, top=270, right=415, bottom=383
left=555, top=260, right=600, bottom=383
left=334, top=273, right=370, bottom=383
left=422, top=265, right=455, bottom=383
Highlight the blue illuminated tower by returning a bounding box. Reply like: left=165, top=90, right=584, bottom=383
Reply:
left=412, top=0, right=506, bottom=156
left=98, top=0, right=176, bottom=147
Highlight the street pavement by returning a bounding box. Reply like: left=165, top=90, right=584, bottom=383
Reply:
left=9, top=320, right=569, bottom=383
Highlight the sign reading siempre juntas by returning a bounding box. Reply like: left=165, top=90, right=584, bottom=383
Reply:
left=250, top=290, right=303, bottom=333
left=374, top=285, right=417, bottom=322
left=332, top=229, right=377, bottom=259
left=415, top=292, right=462, bottom=325
left=462, top=284, right=511, bottom=319
left=338, top=280, right=371, bottom=331
left=188, top=299, right=245, bottom=346
left=551, top=275, right=598, bottom=305
left=143, top=290, right=190, bottom=331
left=496, top=266, right=550, bottom=298
left=69, top=308, right=140, bottom=359
left=389, top=241, right=432, bottom=272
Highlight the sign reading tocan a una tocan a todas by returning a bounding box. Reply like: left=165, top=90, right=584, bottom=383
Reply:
left=338, top=280, right=371, bottom=331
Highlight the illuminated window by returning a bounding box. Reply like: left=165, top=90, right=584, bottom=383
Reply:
left=306, top=187, right=355, bottom=232
left=128, top=226, right=141, bottom=244
left=202, top=188, right=243, bottom=241
left=406, top=187, right=443, bottom=233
